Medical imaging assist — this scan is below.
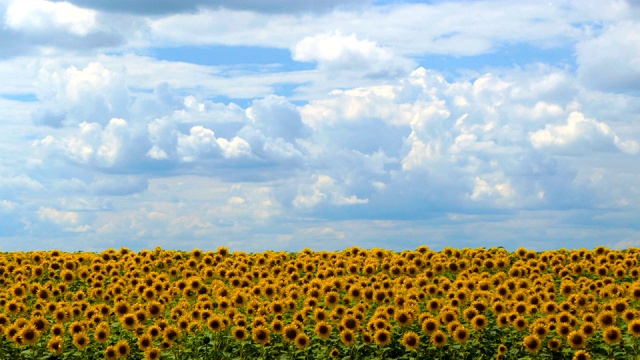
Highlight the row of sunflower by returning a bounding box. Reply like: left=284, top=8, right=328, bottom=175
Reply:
left=0, top=246, right=639, bottom=359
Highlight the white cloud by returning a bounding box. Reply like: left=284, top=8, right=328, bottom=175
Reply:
left=576, top=21, right=640, bottom=92
left=293, top=175, right=368, bottom=209
left=292, top=32, right=414, bottom=78
left=530, top=111, right=640, bottom=154
left=177, top=125, right=222, bottom=162
left=5, top=0, right=97, bottom=36
left=37, top=117, right=134, bottom=168
left=37, top=207, right=79, bottom=225
left=33, top=62, right=129, bottom=127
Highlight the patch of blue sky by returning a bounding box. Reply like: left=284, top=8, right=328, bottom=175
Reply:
left=414, top=42, right=576, bottom=80
left=1, top=93, right=38, bottom=102
left=148, top=45, right=316, bottom=72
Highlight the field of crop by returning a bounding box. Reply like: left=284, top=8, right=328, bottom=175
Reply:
left=0, top=246, right=639, bottom=359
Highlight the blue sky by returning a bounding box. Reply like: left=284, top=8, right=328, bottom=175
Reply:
left=1, top=0, right=640, bottom=253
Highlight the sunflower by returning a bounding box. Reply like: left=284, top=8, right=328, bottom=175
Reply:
left=422, top=318, right=439, bottom=334
left=452, top=326, right=470, bottom=344
left=602, top=326, right=622, bottom=345
left=497, top=344, right=507, bottom=354
left=30, top=315, right=49, bottom=334
left=341, top=314, right=359, bottom=330
left=148, top=325, right=162, bottom=339
left=144, top=347, right=161, bottom=360
left=207, top=315, right=225, bottom=333
left=283, top=324, right=298, bottom=342
left=531, top=323, right=549, bottom=339
left=137, top=333, right=153, bottom=350
left=471, top=314, right=488, bottom=331
left=572, top=350, right=591, bottom=360
left=597, top=311, right=616, bottom=329
left=330, top=348, right=340, bottom=358
left=547, top=337, right=562, bottom=351
left=47, top=336, right=64, bottom=354
left=580, top=322, right=596, bottom=338
left=340, top=329, right=356, bottom=346
left=512, top=315, right=528, bottom=331
left=523, top=335, right=542, bottom=354
left=163, top=325, right=181, bottom=343
left=120, top=313, right=137, bottom=330
left=628, top=319, right=640, bottom=337
left=315, top=321, right=332, bottom=340
left=105, top=345, right=117, bottom=360
left=362, top=332, right=374, bottom=344
left=556, top=322, right=572, bottom=338
left=114, top=301, right=130, bottom=318
left=395, top=309, right=414, bottom=327
left=427, top=298, right=442, bottom=313
left=496, top=314, right=510, bottom=328
left=270, top=300, right=285, bottom=315
left=232, top=326, right=248, bottom=342
left=430, top=329, right=447, bottom=347
left=295, top=333, right=310, bottom=349
left=146, top=301, right=163, bottom=318
left=252, top=326, right=270, bottom=345
left=567, top=331, right=586, bottom=349
left=72, top=332, right=90, bottom=350
left=374, top=328, right=392, bottom=347
left=401, top=331, right=420, bottom=350
left=19, top=323, right=39, bottom=346
left=51, top=323, right=65, bottom=337
left=115, top=340, right=130, bottom=358
left=623, top=309, right=636, bottom=322
left=542, top=301, right=558, bottom=315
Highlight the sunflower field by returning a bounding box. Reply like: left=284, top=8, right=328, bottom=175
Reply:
left=0, top=246, right=639, bottom=360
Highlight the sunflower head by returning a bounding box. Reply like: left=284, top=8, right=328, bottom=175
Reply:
left=572, top=350, right=591, bottom=360
left=283, top=324, right=298, bottom=342
left=567, top=331, right=586, bottom=349
left=471, top=314, right=488, bottom=331
left=315, top=321, right=332, bottom=340
left=72, top=332, right=90, bottom=350
left=295, top=333, right=309, bottom=349
left=430, top=329, right=447, bottom=347
left=546, top=337, right=562, bottom=351
left=19, top=323, right=39, bottom=345
left=252, top=326, right=270, bottom=345
left=401, top=331, right=420, bottom=350
left=374, top=328, right=391, bottom=347
left=523, top=335, right=542, bottom=354
left=47, top=336, right=64, bottom=354
left=452, top=326, right=470, bottom=344
left=602, top=326, right=622, bottom=345
left=232, top=326, right=248, bottom=342
left=115, top=340, right=131, bottom=358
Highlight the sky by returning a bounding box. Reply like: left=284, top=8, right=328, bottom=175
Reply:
left=1, top=0, right=640, bottom=253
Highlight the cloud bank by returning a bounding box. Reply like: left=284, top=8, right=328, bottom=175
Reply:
left=0, top=0, right=639, bottom=252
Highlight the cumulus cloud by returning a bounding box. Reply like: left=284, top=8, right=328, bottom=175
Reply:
left=530, top=111, right=640, bottom=154
left=292, top=32, right=415, bottom=78
left=576, top=21, right=640, bottom=92
left=2, top=0, right=123, bottom=52
left=33, top=62, right=129, bottom=127
left=5, top=0, right=97, bottom=36
left=293, top=175, right=368, bottom=209
left=36, top=117, right=138, bottom=170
